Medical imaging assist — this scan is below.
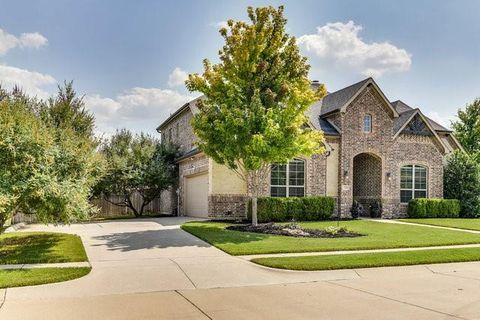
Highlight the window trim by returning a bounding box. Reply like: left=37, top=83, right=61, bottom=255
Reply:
left=270, top=158, right=306, bottom=197
left=400, top=165, right=428, bottom=204
left=363, top=114, right=372, bottom=133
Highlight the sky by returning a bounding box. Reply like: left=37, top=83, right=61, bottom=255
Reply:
left=0, top=0, right=479, bottom=135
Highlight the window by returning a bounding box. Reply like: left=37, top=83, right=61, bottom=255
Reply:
left=363, top=114, right=372, bottom=133
left=271, top=159, right=305, bottom=197
left=400, top=165, right=427, bottom=203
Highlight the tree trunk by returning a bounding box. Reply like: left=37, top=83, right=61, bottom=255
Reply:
left=251, top=196, right=258, bottom=226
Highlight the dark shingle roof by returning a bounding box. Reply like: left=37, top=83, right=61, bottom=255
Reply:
left=319, top=78, right=371, bottom=115
left=391, top=100, right=451, bottom=132
left=393, top=108, right=418, bottom=133
left=319, top=118, right=339, bottom=135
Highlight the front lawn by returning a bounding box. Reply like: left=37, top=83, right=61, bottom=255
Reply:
left=181, top=220, right=480, bottom=255
left=252, top=247, right=480, bottom=271
left=399, top=219, right=480, bottom=231
left=0, top=232, right=88, bottom=264
left=0, top=267, right=91, bottom=288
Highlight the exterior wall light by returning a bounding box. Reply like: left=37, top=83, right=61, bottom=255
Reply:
left=386, top=172, right=391, bottom=180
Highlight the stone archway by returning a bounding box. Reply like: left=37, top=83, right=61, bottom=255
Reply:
left=353, top=153, right=382, bottom=216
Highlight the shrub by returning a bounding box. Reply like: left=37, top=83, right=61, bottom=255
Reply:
left=444, top=151, right=480, bottom=218
left=408, top=198, right=460, bottom=218
left=248, top=196, right=335, bottom=223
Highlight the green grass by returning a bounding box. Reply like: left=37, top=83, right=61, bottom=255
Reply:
left=181, top=220, right=480, bottom=255
left=0, top=267, right=91, bottom=288
left=399, top=218, right=480, bottom=231
left=0, top=232, right=88, bottom=264
left=252, top=247, right=480, bottom=270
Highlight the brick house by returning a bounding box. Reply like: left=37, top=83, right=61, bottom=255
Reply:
left=157, top=78, right=463, bottom=219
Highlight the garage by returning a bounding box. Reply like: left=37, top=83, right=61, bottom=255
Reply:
left=184, top=173, right=209, bottom=217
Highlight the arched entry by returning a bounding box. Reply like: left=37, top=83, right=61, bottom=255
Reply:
left=353, top=153, right=382, bottom=216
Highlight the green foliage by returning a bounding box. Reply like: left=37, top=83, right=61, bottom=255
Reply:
left=96, top=129, right=179, bottom=216
left=444, top=151, right=480, bottom=217
left=186, top=6, right=326, bottom=210
left=453, top=98, right=480, bottom=159
left=0, top=84, right=102, bottom=228
left=248, top=196, right=335, bottom=222
left=408, top=198, right=460, bottom=218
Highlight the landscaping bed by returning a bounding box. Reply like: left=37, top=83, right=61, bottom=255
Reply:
left=181, top=220, right=480, bottom=256
left=227, top=223, right=362, bottom=238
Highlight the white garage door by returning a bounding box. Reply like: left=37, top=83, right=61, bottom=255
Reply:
left=185, top=173, right=208, bottom=217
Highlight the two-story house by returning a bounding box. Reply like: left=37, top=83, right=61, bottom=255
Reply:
left=157, top=78, right=463, bottom=219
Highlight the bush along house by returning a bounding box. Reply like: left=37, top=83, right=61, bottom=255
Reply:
left=156, top=78, right=463, bottom=219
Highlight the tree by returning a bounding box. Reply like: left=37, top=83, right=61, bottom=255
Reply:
left=96, top=129, right=179, bottom=217
left=452, top=98, right=480, bottom=160
left=0, top=84, right=102, bottom=228
left=42, top=81, right=96, bottom=139
left=444, top=151, right=480, bottom=217
left=186, top=6, right=326, bottom=225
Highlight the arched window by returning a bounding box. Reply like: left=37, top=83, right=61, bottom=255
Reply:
left=271, top=159, right=305, bottom=197
left=363, top=114, right=372, bottom=133
left=400, top=165, right=427, bottom=203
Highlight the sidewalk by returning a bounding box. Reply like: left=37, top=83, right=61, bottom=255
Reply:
left=0, top=262, right=90, bottom=270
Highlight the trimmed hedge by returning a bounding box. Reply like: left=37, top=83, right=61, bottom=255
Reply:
left=407, top=198, right=460, bottom=218
left=248, top=196, right=336, bottom=223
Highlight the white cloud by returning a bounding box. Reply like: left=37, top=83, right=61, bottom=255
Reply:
left=299, top=21, right=412, bottom=77
left=0, top=29, right=48, bottom=56
left=19, top=32, right=48, bottom=48
left=85, top=87, right=192, bottom=135
left=167, top=67, right=188, bottom=88
left=0, top=64, right=56, bottom=98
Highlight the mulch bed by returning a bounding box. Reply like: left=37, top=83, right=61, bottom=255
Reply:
left=226, top=223, right=363, bottom=238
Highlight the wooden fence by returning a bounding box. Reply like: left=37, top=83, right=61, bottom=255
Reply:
left=91, top=191, right=173, bottom=218
left=7, top=191, right=173, bottom=225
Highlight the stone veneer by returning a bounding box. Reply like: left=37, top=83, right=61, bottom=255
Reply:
left=161, top=84, right=448, bottom=219
left=336, top=85, right=444, bottom=218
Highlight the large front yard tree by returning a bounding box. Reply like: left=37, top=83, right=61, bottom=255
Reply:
left=96, top=129, right=179, bottom=217
left=186, top=6, right=326, bottom=225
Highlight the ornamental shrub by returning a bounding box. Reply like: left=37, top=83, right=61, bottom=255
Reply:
left=408, top=198, right=460, bottom=218
left=248, top=196, right=335, bottom=223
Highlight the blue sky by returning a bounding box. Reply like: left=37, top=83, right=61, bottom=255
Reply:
left=0, top=0, right=479, bottom=134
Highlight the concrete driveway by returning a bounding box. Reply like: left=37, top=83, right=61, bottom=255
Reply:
left=1, top=217, right=480, bottom=319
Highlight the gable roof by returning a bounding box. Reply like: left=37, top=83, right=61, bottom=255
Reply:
left=319, top=77, right=399, bottom=118
left=391, top=100, right=452, bottom=132
left=393, top=108, right=447, bottom=153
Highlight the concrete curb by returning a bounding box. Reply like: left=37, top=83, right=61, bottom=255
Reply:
left=0, top=262, right=91, bottom=270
